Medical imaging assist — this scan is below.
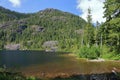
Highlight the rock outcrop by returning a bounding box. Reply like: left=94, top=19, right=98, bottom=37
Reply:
left=42, top=41, right=58, bottom=52
left=4, top=44, right=20, bottom=50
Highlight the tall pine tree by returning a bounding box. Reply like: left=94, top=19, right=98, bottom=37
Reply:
left=102, top=0, right=120, bottom=52
left=85, top=8, right=94, bottom=47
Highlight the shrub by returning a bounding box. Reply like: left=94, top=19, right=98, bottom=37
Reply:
left=27, top=76, right=36, bottom=80
left=77, top=46, right=101, bottom=59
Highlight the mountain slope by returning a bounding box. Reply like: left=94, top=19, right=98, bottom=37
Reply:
left=0, top=7, right=86, bottom=51
left=0, top=6, right=30, bottom=22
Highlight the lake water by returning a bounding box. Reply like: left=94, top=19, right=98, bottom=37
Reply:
left=0, top=50, right=120, bottom=78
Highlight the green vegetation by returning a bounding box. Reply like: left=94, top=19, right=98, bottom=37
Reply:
left=0, top=0, right=120, bottom=79
left=100, top=0, right=120, bottom=59
left=0, top=7, right=86, bottom=51
left=0, top=71, right=120, bottom=80
left=0, top=72, right=40, bottom=80
left=0, top=0, right=120, bottom=60
left=77, top=8, right=101, bottom=59
left=100, top=0, right=120, bottom=53
left=0, top=6, right=30, bottom=22
left=77, top=0, right=120, bottom=60
left=77, top=46, right=101, bottom=59
left=0, top=68, right=38, bottom=80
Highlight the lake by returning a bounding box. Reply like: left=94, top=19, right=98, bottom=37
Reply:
left=0, top=50, right=120, bottom=78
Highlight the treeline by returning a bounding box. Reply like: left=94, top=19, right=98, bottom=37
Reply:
left=77, top=0, right=120, bottom=60
left=0, top=6, right=30, bottom=22
left=0, top=8, right=86, bottom=51
left=0, top=0, right=119, bottom=60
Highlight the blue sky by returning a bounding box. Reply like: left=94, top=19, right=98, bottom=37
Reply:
left=0, top=0, right=81, bottom=15
left=0, top=0, right=105, bottom=23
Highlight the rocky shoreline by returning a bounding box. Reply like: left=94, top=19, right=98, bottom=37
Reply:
left=0, top=71, right=120, bottom=80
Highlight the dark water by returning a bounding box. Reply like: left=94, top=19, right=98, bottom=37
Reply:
left=0, top=50, right=120, bottom=78
left=0, top=50, right=69, bottom=68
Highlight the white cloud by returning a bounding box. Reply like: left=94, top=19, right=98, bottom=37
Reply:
left=9, top=0, right=21, bottom=7
left=77, top=0, right=106, bottom=23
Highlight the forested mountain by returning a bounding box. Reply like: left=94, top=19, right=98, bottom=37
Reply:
left=0, top=6, right=30, bottom=22
left=0, top=0, right=120, bottom=60
left=0, top=7, right=86, bottom=51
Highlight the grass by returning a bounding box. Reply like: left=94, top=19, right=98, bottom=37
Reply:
left=76, top=45, right=120, bottom=60
left=101, top=53, right=120, bottom=60
left=100, top=45, right=120, bottom=60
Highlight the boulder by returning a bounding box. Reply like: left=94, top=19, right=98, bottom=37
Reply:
left=4, top=44, right=20, bottom=50
left=32, top=25, right=45, bottom=32
left=42, top=41, right=58, bottom=52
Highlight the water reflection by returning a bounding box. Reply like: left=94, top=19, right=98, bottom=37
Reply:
left=0, top=50, right=69, bottom=68
left=0, top=50, right=120, bottom=78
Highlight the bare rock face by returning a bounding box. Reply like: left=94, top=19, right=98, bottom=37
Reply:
left=4, top=44, right=20, bottom=50
left=17, top=25, right=27, bottom=34
left=32, top=25, right=45, bottom=32
left=36, top=27, right=44, bottom=32
left=42, top=41, right=58, bottom=52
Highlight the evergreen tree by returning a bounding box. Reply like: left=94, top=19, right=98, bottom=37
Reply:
left=95, top=21, right=100, bottom=47
left=102, top=0, right=120, bottom=52
left=85, top=8, right=94, bottom=47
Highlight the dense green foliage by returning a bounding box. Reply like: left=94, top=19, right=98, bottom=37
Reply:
left=77, top=0, right=120, bottom=59
left=0, top=7, right=86, bottom=51
left=0, top=6, right=30, bottom=22
left=77, top=8, right=100, bottom=59
left=77, top=46, right=101, bottom=59
left=100, top=0, right=120, bottom=53
left=0, top=0, right=120, bottom=59
left=84, top=8, right=94, bottom=46
left=0, top=1, right=120, bottom=79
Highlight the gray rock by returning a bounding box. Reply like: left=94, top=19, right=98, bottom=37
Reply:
left=4, top=44, right=20, bottom=50
left=32, top=25, right=45, bottom=32
left=42, top=41, right=58, bottom=52
left=75, top=29, right=84, bottom=34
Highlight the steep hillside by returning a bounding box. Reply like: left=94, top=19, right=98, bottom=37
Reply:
left=0, top=6, right=30, bottom=22
left=0, top=7, right=87, bottom=51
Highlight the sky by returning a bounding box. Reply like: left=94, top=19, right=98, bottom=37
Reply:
left=0, top=0, right=105, bottom=23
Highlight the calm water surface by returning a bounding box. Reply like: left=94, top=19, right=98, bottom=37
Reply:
left=0, top=50, right=120, bottom=78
